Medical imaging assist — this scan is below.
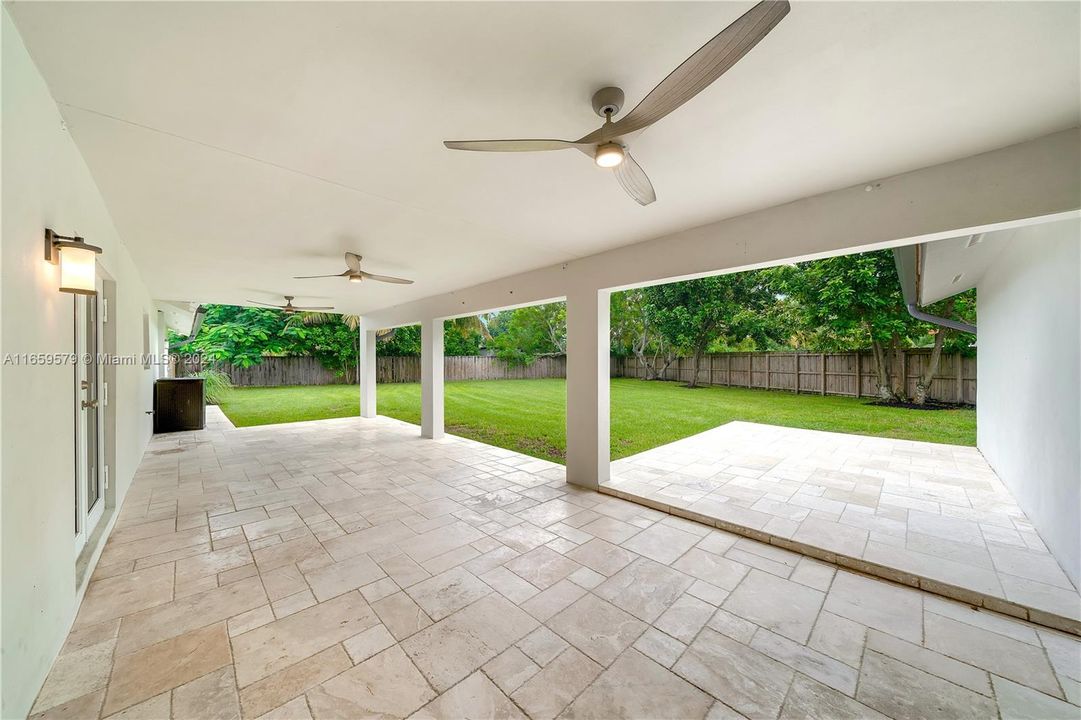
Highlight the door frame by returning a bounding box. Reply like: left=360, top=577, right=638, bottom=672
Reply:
left=74, top=275, right=106, bottom=557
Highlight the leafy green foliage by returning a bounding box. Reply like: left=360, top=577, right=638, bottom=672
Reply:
left=923, top=291, right=977, bottom=356
left=377, top=325, right=421, bottom=356
left=768, top=251, right=908, bottom=350
left=770, top=250, right=976, bottom=400
left=300, top=318, right=359, bottom=381
left=488, top=303, right=566, bottom=366
left=375, top=319, right=485, bottom=357
left=177, top=305, right=358, bottom=378
left=175, top=305, right=305, bottom=368
left=444, top=322, right=484, bottom=355
left=640, top=272, right=784, bottom=385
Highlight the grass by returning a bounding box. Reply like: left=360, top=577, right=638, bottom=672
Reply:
left=218, top=378, right=976, bottom=463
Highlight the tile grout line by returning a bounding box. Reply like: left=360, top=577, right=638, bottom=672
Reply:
left=596, top=484, right=1081, bottom=637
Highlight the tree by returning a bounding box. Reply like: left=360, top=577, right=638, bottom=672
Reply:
left=176, top=305, right=306, bottom=368
left=444, top=325, right=484, bottom=355
left=377, top=325, right=421, bottom=356
left=643, top=272, right=777, bottom=388
left=488, top=304, right=566, bottom=366
left=362, top=320, right=486, bottom=357
left=771, top=251, right=975, bottom=403
left=296, top=318, right=360, bottom=382
left=444, top=316, right=489, bottom=356
left=610, top=289, right=675, bottom=379
left=909, top=292, right=976, bottom=404
left=178, top=306, right=363, bottom=380
left=772, top=252, right=908, bottom=400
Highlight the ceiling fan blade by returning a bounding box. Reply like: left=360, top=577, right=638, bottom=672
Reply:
left=598, top=0, right=789, bottom=140
left=443, top=139, right=586, bottom=152
left=293, top=306, right=336, bottom=311
left=247, top=300, right=285, bottom=308
left=360, top=271, right=414, bottom=285
left=293, top=271, right=351, bottom=279
left=344, top=252, right=362, bottom=272
left=614, top=152, right=657, bottom=206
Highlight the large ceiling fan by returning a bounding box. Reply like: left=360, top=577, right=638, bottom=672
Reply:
left=248, top=295, right=334, bottom=315
left=443, top=0, right=790, bottom=205
left=294, top=252, right=414, bottom=285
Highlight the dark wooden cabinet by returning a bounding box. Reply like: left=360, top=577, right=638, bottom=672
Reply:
left=153, top=378, right=205, bottom=433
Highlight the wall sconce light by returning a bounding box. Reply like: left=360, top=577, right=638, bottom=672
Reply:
left=45, top=228, right=102, bottom=295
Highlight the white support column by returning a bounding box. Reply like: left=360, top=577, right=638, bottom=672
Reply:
left=359, top=319, right=377, bottom=418
left=420, top=317, right=444, bottom=439
left=565, top=288, right=610, bottom=488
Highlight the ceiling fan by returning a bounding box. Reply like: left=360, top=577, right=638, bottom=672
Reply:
left=248, top=295, right=334, bottom=315
left=443, top=0, right=790, bottom=206
left=294, top=252, right=414, bottom=285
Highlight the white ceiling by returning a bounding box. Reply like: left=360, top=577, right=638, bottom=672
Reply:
left=8, top=1, right=1079, bottom=315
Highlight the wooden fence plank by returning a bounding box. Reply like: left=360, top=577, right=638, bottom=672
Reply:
left=612, top=349, right=976, bottom=404
left=176, top=349, right=975, bottom=404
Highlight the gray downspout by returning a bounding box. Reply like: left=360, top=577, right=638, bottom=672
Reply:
left=905, top=302, right=976, bottom=334
left=893, top=245, right=977, bottom=334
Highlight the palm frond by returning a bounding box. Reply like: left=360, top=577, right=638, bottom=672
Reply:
left=449, top=315, right=492, bottom=341
left=286, top=311, right=399, bottom=340
left=287, top=311, right=360, bottom=331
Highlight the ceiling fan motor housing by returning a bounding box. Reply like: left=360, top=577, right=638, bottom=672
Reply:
left=592, top=86, right=625, bottom=118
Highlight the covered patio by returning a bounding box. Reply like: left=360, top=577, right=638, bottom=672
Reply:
left=29, top=417, right=1081, bottom=719
left=5, top=2, right=1080, bottom=718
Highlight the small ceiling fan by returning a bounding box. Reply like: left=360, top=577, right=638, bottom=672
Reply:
left=294, top=252, right=414, bottom=285
left=247, top=295, right=334, bottom=315
left=443, top=0, right=790, bottom=205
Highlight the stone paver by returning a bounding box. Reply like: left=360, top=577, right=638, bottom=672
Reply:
left=28, top=415, right=1081, bottom=719
left=607, top=420, right=1081, bottom=629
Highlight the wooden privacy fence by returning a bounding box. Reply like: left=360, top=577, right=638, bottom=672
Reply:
left=175, top=355, right=355, bottom=387
left=177, top=351, right=975, bottom=403
left=378, top=355, right=567, bottom=383
left=614, top=350, right=976, bottom=404
left=176, top=354, right=568, bottom=386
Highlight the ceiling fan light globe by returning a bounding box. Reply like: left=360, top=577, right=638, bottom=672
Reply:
left=348, top=274, right=363, bottom=283
left=594, top=143, right=624, bottom=168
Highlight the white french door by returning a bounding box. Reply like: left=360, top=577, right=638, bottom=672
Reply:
left=74, top=276, right=105, bottom=555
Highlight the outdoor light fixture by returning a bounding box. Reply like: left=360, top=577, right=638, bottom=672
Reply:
left=45, top=228, right=102, bottom=295
left=594, top=143, right=625, bottom=168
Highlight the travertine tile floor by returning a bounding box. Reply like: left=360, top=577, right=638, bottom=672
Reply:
left=31, top=415, right=1081, bottom=719
left=608, top=421, right=1081, bottom=629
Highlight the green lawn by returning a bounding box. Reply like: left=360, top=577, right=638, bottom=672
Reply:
left=218, top=378, right=976, bottom=463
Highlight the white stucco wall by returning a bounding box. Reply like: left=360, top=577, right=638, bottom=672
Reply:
left=1, top=11, right=160, bottom=717
left=977, top=218, right=1080, bottom=588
